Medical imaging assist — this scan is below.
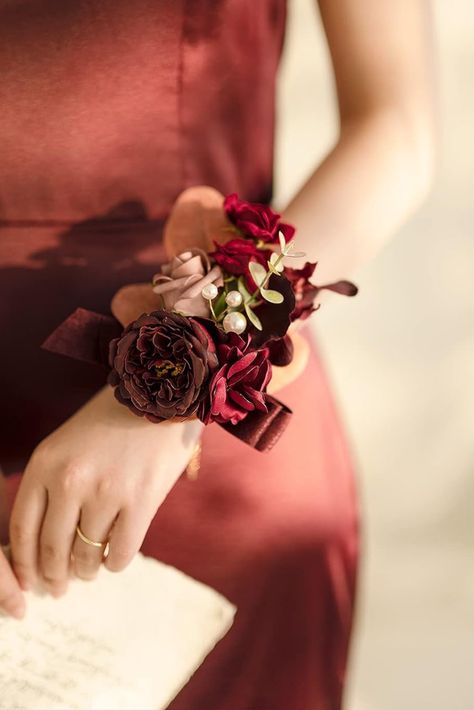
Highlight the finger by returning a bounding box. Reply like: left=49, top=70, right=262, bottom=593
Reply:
left=72, top=505, right=118, bottom=581
left=39, top=495, right=80, bottom=597
left=10, top=480, right=47, bottom=591
left=0, top=473, right=11, bottom=543
left=0, top=549, right=25, bottom=619
left=105, top=506, right=156, bottom=573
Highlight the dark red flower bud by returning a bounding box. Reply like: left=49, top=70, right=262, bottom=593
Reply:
left=284, top=262, right=358, bottom=321
left=284, top=262, right=320, bottom=321
left=210, top=238, right=270, bottom=290
left=224, top=193, right=295, bottom=244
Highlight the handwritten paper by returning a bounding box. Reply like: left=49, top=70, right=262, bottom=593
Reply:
left=0, top=553, right=236, bottom=710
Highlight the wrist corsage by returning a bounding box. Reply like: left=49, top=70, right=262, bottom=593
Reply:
left=43, top=187, right=357, bottom=452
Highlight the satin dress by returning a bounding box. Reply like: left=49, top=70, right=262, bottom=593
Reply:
left=0, top=2, right=359, bottom=708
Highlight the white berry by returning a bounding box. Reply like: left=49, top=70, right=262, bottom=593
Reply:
left=201, top=283, right=218, bottom=300
left=225, top=290, right=243, bottom=308
left=223, top=311, right=247, bottom=334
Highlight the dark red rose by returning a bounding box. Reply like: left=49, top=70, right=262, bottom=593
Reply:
left=284, top=262, right=359, bottom=321
left=108, top=310, right=218, bottom=422
left=224, top=193, right=295, bottom=244
left=203, top=334, right=272, bottom=426
left=211, top=238, right=271, bottom=290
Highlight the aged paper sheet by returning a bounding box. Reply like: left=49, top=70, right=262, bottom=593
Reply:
left=0, top=553, right=235, bottom=710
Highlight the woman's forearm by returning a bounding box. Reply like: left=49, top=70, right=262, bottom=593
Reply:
left=282, top=107, right=436, bottom=283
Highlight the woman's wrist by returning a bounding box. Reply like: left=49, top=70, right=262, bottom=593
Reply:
left=98, top=384, right=204, bottom=465
left=99, top=384, right=203, bottom=440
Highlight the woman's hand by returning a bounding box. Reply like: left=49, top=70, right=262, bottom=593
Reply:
left=0, top=475, right=25, bottom=619
left=9, top=386, right=202, bottom=597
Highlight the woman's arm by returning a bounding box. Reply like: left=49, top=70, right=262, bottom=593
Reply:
left=283, top=0, right=436, bottom=281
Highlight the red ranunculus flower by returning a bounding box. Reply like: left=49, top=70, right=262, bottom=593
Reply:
left=203, top=334, right=272, bottom=426
left=211, top=238, right=270, bottom=290
left=108, top=310, right=218, bottom=422
left=224, top=193, right=295, bottom=244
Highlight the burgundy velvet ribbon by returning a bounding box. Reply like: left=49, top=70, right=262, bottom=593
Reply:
left=42, top=308, right=122, bottom=367
left=221, top=395, right=292, bottom=452
left=42, top=308, right=292, bottom=452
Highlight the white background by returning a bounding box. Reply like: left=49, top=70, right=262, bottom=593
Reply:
left=275, top=2, right=474, bottom=708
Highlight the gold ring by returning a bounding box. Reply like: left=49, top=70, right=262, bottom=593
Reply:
left=76, top=524, right=108, bottom=548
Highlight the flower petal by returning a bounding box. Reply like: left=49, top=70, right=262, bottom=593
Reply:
left=228, top=389, right=255, bottom=411
left=226, top=351, right=257, bottom=380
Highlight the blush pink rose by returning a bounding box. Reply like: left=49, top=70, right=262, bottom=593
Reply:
left=152, top=249, right=223, bottom=318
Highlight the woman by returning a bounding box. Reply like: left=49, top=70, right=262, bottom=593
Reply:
left=0, top=1, right=434, bottom=708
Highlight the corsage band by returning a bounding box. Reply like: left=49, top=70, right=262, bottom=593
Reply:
left=42, top=188, right=357, bottom=453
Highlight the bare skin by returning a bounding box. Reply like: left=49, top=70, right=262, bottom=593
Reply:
left=0, top=549, right=25, bottom=619
left=10, top=389, right=203, bottom=597
left=284, top=0, right=436, bottom=283
left=4, top=0, right=436, bottom=611
left=0, top=475, right=25, bottom=618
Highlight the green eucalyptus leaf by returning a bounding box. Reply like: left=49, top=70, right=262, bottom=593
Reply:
left=286, top=250, right=306, bottom=259
left=237, top=276, right=252, bottom=301
left=260, top=288, right=284, bottom=304
left=248, top=261, right=267, bottom=287
left=245, top=303, right=263, bottom=331
left=212, top=289, right=227, bottom=318
left=269, top=252, right=284, bottom=272
left=278, top=230, right=286, bottom=253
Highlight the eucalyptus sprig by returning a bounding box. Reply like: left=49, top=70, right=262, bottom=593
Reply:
left=236, top=231, right=306, bottom=331
left=207, top=232, right=306, bottom=332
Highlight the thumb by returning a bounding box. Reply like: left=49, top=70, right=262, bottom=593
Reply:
left=0, top=546, right=25, bottom=619
left=0, top=472, right=10, bottom=544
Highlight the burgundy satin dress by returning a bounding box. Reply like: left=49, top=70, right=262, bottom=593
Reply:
left=0, top=2, right=359, bottom=708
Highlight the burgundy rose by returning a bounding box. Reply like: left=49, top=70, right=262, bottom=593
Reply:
left=203, top=334, right=272, bottom=426
left=224, top=193, right=295, bottom=244
left=108, top=310, right=218, bottom=422
left=284, top=262, right=359, bottom=321
left=211, top=238, right=271, bottom=290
